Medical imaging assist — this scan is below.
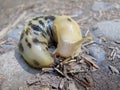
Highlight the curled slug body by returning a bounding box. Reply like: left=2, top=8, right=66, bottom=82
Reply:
left=18, top=15, right=91, bottom=68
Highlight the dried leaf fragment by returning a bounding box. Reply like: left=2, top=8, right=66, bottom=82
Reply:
left=108, top=47, right=118, bottom=60
left=54, top=68, right=65, bottom=76
left=81, top=54, right=99, bottom=69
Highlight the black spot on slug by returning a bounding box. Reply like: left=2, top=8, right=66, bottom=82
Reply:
left=32, top=16, right=44, bottom=21
left=33, top=60, right=40, bottom=66
left=44, top=16, right=55, bottom=21
left=50, top=28, right=54, bottom=37
left=27, top=42, right=32, bottom=48
left=46, top=29, right=50, bottom=36
left=25, top=38, right=28, bottom=43
left=40, top=41, right=48, bottom=45
left=18, top=43, right=24, bottom=52
left=33, top=17, right=40, bottom=20
left=67, top=18, right=72, bottom=22
left=28, top=21, right=32, bottom=26
left=32, top=38, right=47, bottom=45
left=41, top=33, right=46, bottom=38
left=31, top=24, right=47, bottom=35
left=31, top=24, right=41, bottom=31
left=39, top=20, right=45, bottom=27
left=32, top=38, right=40, bottom=44
left=46, top=47, right=48, bottom=50
left=20, top=33, right=24, bottom=40
left=25, top=28, right=30, bottom=35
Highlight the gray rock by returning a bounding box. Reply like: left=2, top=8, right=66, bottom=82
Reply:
left=91, top=20, right=120, bottom=41
left=94, top=38, right=102, bottom=44
left=113, top=3, right=120, bottom=9
left=92, top=1, right=113, bottom=11
left=2, top=44, right=16, bottom=50
left=88, top=44, right=106, bottom=63
left=0, top=50, right=39, bottom=90
left=8, top=24, right=24, bottom=41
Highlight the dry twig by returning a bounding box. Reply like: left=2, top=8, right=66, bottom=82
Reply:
left=77, top=16, right=89, bottom=23
left=81, top=54, right=99, bottom=69
left=108, top=47, right=118, bottom=60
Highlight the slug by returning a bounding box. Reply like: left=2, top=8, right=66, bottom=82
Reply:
left=18, top=15, right=92, bottom=68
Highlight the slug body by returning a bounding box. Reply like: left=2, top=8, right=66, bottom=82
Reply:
left=18, top=15, right=89, bottom=68
left=53, top=16, right=83, bottom=58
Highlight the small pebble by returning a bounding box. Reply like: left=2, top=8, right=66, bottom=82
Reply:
left=94, top=38, right=102, bottom=44
left=88, top=44, right=106, bottom=63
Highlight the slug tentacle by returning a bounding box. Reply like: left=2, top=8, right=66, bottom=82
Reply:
left=18, top=15, right=92, bottom=68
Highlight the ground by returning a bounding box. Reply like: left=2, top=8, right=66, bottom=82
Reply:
left=0, top=0, right=120, bottom=90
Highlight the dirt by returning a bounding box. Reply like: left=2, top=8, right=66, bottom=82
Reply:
left=0, top=0, right=120, bottom=90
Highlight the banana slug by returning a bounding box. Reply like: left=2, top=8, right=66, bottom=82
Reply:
left=18, top=15, right=91, bottom=68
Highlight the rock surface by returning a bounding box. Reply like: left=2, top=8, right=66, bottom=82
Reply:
left=88, top=44, right=106, bottom=63
left=0, top=0, right=120, bottom=90
left=91, top=20, right=120, bottom=41
left=0, top=50, right=39, bottom=90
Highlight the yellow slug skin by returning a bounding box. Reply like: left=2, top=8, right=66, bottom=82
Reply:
left=18, top=18, right=55, bottom=68
left=19, top=29, right=53, bottom=68
left=53, top=16, right=83, bottom=58
left=18, top=15, right=91, bottom=68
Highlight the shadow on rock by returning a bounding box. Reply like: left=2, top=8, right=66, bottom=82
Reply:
left=14, top=48, right=41, bottom=74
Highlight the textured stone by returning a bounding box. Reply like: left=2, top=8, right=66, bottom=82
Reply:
left=88, top=44, right=106, bottom=63
left=0, top=50, right=39, bottom=90
left=8, top=24, right=24, bottom=41
left=91, top=20, right=120, bottom=41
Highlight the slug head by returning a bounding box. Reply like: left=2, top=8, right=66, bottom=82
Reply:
left=53, top=16, right=83, bottom=58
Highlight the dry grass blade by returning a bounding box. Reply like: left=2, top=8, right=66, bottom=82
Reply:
left=81, top=46, right=89, bottom=54
left=54, top=68, right=65, bottom=77
left=77, top=16, right=89, bottom=23
left=11, top=11, right=27, bottom=27
left=85, top=29, right=90, bottom=37
left=108, top=47, right=118, bottom=60
left=108, top=65, right=119, bottom=74
left=81, top=54, right=96, bottom=61
left=115, top=40, right=120, bottom=44
left=110, top=48, right=116, bottom=57
left=83, top=41, right=95, bottom=47
left=62, top=59, right=76, bottom=65
left=26, top=80, right=40, bottom=86
left=0, top=40, right=7, bottom=45
left=0, top=24, right=11, bottom=40
left=60, top=57, right=76, bottom=65
left=81, top=54, right=99, bottom=69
